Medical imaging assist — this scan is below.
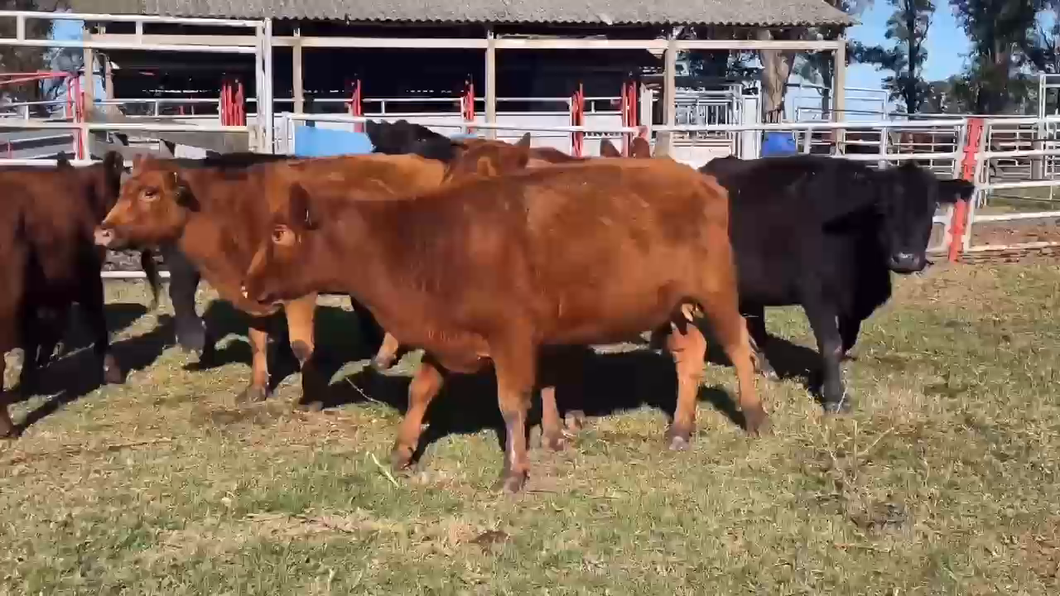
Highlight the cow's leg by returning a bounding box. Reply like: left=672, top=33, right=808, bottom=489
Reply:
left=492, top=338, right=536, bottom=494
left=162, top=245, right=214, bottom=361
left=0, top=358, right=12, bottom=438
left=698, top=289, right=768, bottom=436
left=33, top=307, right=68, bottom=369
left=282, top=294, right=326, bottom=410
left=349, top=298, right=386, bottom=358
left=371, top=332, right=402, bottom=372
left=81, top=267, right=123, bottom=385
left=539, top=385, right=567, bottom=451
left=239, top=323, right=271, bottom=403
left=541, top=346, right=587, bottom=441
left=838, top=313, right=863, bottom=356
left=743, top=303, right=778, bottom=380
left=16, top=310, right=43, bottom=395
left=804, top=301, right=850, bottom=414
left=391, top=359, right=445, bottom=471
left=663, top=320, right=707, bottom=450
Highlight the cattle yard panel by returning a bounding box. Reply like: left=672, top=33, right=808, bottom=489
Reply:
left=963, top=117, right=1060, bottom=254
left=0, top=10, right=269, bottom=158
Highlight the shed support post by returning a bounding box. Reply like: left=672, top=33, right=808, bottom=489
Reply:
left=662, top=34, right=677, bottom=155
left=833, top=36, right=846, bottom=122
left=485, top=28, right=497, bottom=139
left=293, top=26, right=304, bottom=113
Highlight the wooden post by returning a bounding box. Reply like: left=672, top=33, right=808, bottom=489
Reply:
left=662, top=34, right=677, bottom=155
left=82, top=24, right=95, bottom=114
left=485, top=28, right=497, bottom=139
left=293, top=26, right=304, bottom=113
left=833, top=35, right=846, bottom=122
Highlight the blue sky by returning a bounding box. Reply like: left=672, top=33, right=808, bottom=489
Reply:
left=846, top=2, right=971, bottom=89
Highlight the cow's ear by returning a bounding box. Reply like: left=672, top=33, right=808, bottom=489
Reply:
left=288, top=183, right=317, bottom=231
left=938, top=178, right=975, bottom=204
left=171, top=171, right=199, bottom=211
left=630, top=137, right=652, bottom=159
left=515, top=132, right=532, bottom=150
left=599, top=138, right=621, bottom=158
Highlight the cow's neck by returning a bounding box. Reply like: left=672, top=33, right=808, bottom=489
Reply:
left=175, top=169, right=270, bottom=307
left=312, top=200, right=447, bottom=337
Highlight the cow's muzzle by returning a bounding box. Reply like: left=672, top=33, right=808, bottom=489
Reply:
left=888, top=252, right=926, bottom=274
left=93, top=226, right=116, bottom=248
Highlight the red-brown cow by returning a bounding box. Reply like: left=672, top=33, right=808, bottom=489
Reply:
left=93, top=153, right=450, bottom=408
left=241, top=157, right=766, bottom=493
left=0, top=153, right=162, bottom=437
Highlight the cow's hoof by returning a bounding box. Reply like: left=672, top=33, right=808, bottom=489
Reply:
left=823, top=396, right=853, bottom=415
left=390, top=445, right=415, bottom=472
left=495, top=470, right=528, bottom=494
left=543, top=432, right=568, bottom=452
left=760, top=366, right=780, bottom=382
left=664, top=427, right=692, bottom=451
left=371, top=355, right=396, bottom=372
left=743, top=406, right=771, bottom=436
left=0, top=413, right=15, bottom=440
left=295, top=399, right=324, bottom=413
left=176, top=326, right=207, bottom=355
left=563, top=410, right=586, bottom=433
left=237, top=385, right=268, bottom=404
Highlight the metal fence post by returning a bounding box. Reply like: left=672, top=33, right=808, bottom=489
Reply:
left=948, top=117, right=983, bottom=262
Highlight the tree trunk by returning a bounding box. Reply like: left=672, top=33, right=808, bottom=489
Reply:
left=758, top=29, right=796, bottom=123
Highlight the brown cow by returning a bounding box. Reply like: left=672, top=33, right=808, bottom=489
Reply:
left=0, top=152, right=162, bottom=437
left=369, top=134, right=656, bottom=443
left=93, top=153, right=450, bottom=407
left=241, top=157, right=767, bottom=493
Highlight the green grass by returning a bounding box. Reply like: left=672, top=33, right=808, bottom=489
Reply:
left=3, top=262, right=1060, bottom=595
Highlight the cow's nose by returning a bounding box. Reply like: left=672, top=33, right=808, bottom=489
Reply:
left=93, top=227, right=114, bottom=247
left=888, top=252, right=923, bottom=273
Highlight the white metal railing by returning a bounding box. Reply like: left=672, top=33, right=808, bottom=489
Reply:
left=961, top=117, right=1060, bottom=253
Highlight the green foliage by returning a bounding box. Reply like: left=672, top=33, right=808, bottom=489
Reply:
left=853, top=0, right=935, bottom=114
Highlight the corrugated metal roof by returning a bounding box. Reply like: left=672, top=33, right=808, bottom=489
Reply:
left=69, top=0, right=853, bottom=27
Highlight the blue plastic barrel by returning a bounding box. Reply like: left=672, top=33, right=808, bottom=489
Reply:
left=761, top=132, right=797, bottom=157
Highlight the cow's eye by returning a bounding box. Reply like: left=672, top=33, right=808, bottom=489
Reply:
left=272, top=226, right=295, bottom=246
left=141, top=188, right=160, bottom=202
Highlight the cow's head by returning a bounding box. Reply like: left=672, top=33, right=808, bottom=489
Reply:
left=444, top=134, right=534, bottom=180
left=93, top=155, right=197, bottom=250
left=879, top=162, right=975, bottom=273
left=242, top=182, right=322, bottom=306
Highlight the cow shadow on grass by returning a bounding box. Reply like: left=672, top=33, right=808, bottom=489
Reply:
left=12, top=302, right=176, bottom=434
left=322, top=343, right=747, bottom=465
left=187, top=299, right=382, bottom=395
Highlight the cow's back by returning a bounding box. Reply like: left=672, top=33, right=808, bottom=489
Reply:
left=708, top=155, right=893, bottom=314
left=364, top=159, right=732, bottom=345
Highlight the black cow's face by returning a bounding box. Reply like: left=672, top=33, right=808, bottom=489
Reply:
left=880, top=163, right=975, bottom=273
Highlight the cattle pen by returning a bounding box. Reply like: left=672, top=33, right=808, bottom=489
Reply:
left=2, top=4, right=1060, bottom=595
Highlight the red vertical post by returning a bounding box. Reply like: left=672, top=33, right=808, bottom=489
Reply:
left=462, top=80, right=476, bottom=135
left=220, top=78, right=230, bottom=126
left=349, top=79, right=363, bottom=133
left=948, top=117, right=983, bottom=262
left=571, top=84, right=584, bottom=157
left=235, top=79, right=245, bottom=125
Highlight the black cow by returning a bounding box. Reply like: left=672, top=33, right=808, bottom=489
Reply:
left=700, top=154, right=974, bottom=413
left=364, top=119, right=460, bottom=162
